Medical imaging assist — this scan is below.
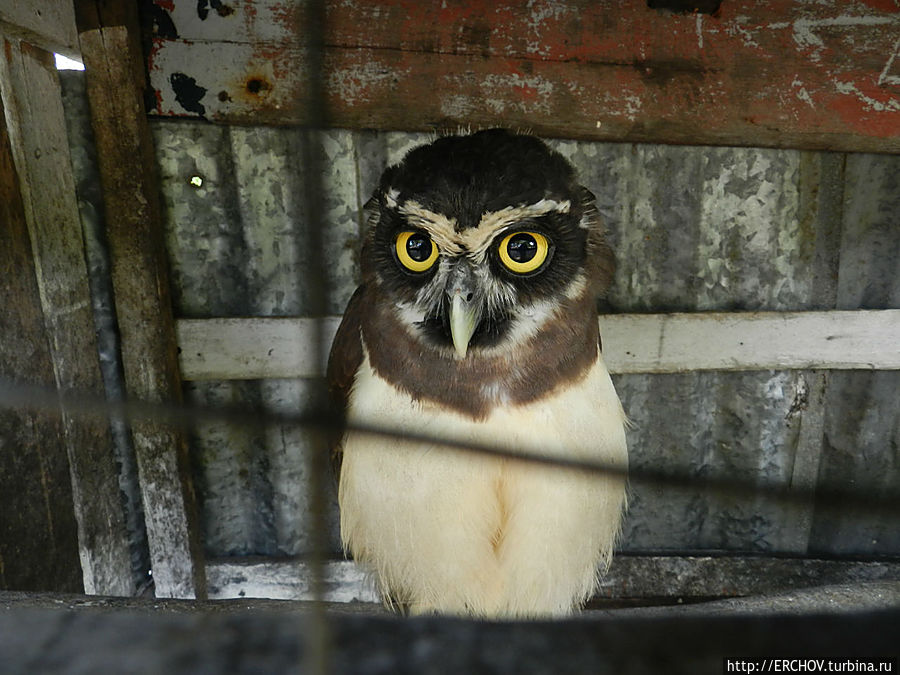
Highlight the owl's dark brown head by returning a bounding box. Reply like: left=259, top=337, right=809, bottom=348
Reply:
left=360, top=129, right=614, bottom=361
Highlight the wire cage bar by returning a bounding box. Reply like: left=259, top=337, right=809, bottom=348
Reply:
left=1, top=0, right=899, bottom=672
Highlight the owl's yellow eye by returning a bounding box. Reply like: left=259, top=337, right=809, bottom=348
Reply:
left=395, top=231, right=439, bottom=272
left=497, top=231, right=551, bottom=275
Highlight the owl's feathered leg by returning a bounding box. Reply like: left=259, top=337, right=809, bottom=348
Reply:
left=339, top=431, right=511, bottom=616
left=493, top=465, right=626, bottom=616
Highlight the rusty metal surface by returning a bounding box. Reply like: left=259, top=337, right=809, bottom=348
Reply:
left=144, top=1, right=900, bottom=152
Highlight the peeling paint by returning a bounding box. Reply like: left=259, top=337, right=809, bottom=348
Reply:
left=791, top=76, right=816, bottom=110
left=877, top=37, right=900, bottom=86
left=439, top=93, right=477, bottom=119
left=169, top=72, right=207, bottom=115
left=327, top=61, right=404, bottom=107
left=481, top=72, right=555, bottom=114
left=144, top=1, right=900, bottom=150
left=727, top=16, right=762, bottom=50
left=834, top=79, right=900, bottom=113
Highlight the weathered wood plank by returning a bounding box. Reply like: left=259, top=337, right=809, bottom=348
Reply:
left=0, top=0, right=78, bottom=55
left=596, top=555, right=900, bottom=601
left=175, top=311, right=900, bottom=381
left=0, top=78, right=82, bottom=594
left=208, top=559, right=377, bottom=603
left=144, top=1, right=900, bottom=152
left=0, top=36, right=134, bottom=596
left=75, top=1, right=205, bottom=599
left=177, top=317, right=339, bottom=380
left=205, top=555, right=900, bottom=602
left=604, top=311, right=900, bottom=373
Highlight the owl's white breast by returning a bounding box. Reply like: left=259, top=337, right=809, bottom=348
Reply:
left=338, top=346, right=628, bottom=617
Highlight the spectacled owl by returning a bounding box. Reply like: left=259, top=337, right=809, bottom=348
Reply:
left=327, top=129, right=628, bottom=617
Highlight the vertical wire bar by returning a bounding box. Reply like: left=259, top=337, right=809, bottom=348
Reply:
left=297, top=0, right=331, bottom=672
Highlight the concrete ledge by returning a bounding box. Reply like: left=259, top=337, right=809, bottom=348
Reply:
left=1, top=584, right=897, bottom=674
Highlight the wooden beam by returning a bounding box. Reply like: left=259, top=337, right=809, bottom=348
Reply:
left=0, top=72, right=82, bottom=594
left=144, top=1, right=900, bottom=152
left=177, top=317, right=338, bottom=381
left=174, top=311, right=900, bottom=381
left=75, top=1, right=205, bottom=599
left=602, top=311, right=900, bottom=373
left=0, top=36, right=134, bottom=596
left=205, top=555, right=900, bottom=602
left=0, top=0, right=78, bottom=56
left=595, top=555, right=900, bottom=601
left=208, top=559, right=378, bottom=604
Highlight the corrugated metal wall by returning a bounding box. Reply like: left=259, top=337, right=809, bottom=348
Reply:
left=62, top=73, right=899, bottom=562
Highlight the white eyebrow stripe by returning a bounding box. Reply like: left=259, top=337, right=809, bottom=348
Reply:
left=397, top=200, right=463, bottom=254
left=396, top=197, right=570, bottom=259
left=461, top=198, right=570, bottom=259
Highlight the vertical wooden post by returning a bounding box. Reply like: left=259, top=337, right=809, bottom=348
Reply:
left=0, top=31, right=134, bottom=595
left=0, top=85, right=83, bottom=594
left=74, top=0, right=206, bottom=598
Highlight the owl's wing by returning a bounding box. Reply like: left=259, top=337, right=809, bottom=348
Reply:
left=326, top=285, right=366, bottom=477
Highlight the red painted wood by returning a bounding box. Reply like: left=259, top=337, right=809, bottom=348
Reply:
left=145, top=0, right=900, bottom=151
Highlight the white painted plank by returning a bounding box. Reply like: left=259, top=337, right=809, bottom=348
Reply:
left=604, top=310, right=900, bottom=373
left=205, top=556, right=900, bottom=603
left=177, top=317, right=341, bottom=381
left=176, top=310, right=900, bottom=380
left=207, top=559, right=378, bottom=604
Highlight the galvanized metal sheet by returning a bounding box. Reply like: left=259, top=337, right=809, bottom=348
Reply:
left=146, top=119, right=899, bottom=557
left=810, top=151, right=900, bottom=557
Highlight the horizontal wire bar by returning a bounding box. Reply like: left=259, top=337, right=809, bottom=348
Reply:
left=1, top=377, right=898, bottom=518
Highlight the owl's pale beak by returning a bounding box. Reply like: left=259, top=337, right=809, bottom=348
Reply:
left=449, top=293, right=478, bottom=358
left=447, top=264, right=478, bottom=358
